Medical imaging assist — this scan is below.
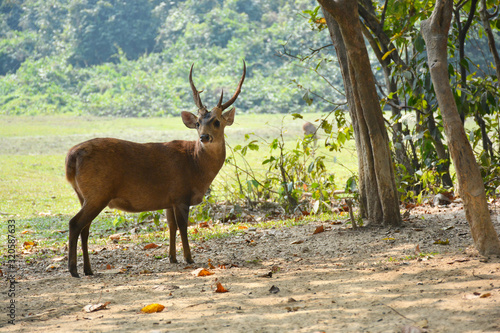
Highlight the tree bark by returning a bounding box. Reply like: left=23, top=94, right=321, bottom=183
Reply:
left=421, top=0, right=500, bottom=256
left=319, top=0, right=401, bottom=226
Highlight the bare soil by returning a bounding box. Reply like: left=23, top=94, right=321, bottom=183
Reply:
left=2, top=203, right=500, bottom=333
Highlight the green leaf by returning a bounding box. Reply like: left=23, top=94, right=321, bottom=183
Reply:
left=414, top=34, right=425, bottom=53
left=302, top=92, right=313, bottom=106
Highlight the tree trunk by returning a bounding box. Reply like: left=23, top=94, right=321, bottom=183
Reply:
left=479, top=0, right=500, bottom=83
left=421, top=0, right=500, bottom=256
left=319, top=0, right=401, bottom=226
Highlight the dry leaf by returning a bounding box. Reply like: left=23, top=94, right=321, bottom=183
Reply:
left=192, top=268, right=214, bottom=277
left=285, top=306, right=300, bottom=312
left=214, top=282, right=229, bottom=293
left=0, top=269, right=3, bottom=277
left=291, top=239, right=305, bottom=244
left=269, top=285, right=280, bottom=294
left=258, top=272, right=273, bottom=278
left=143, top=243, right=160, bottom=250
left=208, top=259, right=215, bottom=269
left=382, top=237, right=395, bottom=241
left=415, top=244, right=421, bottom=254
left=480, top=293, right=492, bottom=298
left=199, top=221, right=210, bottom=228
left=22, top=229, right=35, bottom=235
left=141, top=303, right=165, bottom=313
left=109, top=234, right=122, bottom=241
left=447, top=258, right=470, bottom=264
left=83, top=302, right=110, bottom=313
left=433, top=239, right=449, bottom=245
left=23, top=241, right=36, bottom=249
left=312, top=225, right=324, bottom=234
left=238, top=225, right=248, bottom=230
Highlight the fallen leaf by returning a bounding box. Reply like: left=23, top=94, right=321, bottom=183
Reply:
left=106, top=264, right=113, bottom=270
left=0, top=269, right=3, bottom=277
left=382, top=237, right=395, bottom=241
left=83, top=302, right=111, bottom=313
left=23, top=241, right=36, bottom=249
left=22, top=229, right=35, bottom=234
left=285, top=306, right=300, bottom=312
left=312, top=225, right=324, bottom=234
left=480, top=293, right=492, bottom=298
left=214, top=282, right=229, bottom=293
left=192, top=268, right=214, bottom=277
left=199, top=221, right=210, bottom=228
left=447, top=258, right=470, bottom=264
left=208, top=259, right=215, bottom=269
left=45, top=264, right=58, bottom=272
left=238, top=225, right=248, bottom=230
left=143, top=243, right=160, bottom=250
left=291, top=239, right=304, bottom=244
left=258, top=272, right=273, bottom=278
left=441, top=225, right=454, bottom=231
left=141, top=303, right=165, bottom=313
left=269, top=285, right=280, bottom=294
left=434, top=239, right=449, bottom=245
left=109, top=233, right=122, bottom=241
left=415, top=244, right=421, bottom=254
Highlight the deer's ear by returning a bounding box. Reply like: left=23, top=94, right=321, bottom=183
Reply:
left=181, top=111, right=198, bottom=129
left=223, top=107, right=236, bottom=126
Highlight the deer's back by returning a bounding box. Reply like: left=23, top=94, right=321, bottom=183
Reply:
left=66, top=138, right=204, bottom=211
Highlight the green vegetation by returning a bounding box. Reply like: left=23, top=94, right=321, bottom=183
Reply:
left=0, top=0, right=340, bottom=117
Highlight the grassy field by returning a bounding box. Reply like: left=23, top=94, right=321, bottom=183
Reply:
left=0, top=113, right=357, bottom=257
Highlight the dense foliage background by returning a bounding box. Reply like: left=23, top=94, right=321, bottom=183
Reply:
left=0, top=0, right=343, bottom=116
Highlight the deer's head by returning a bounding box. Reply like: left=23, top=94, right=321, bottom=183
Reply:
left=181, top=61, right=246, bottom=146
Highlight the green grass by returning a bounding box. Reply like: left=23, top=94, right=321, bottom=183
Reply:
left=0, top=114, right=358, bottom=259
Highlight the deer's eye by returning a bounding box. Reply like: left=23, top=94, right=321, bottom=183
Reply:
left=195, top=122, right=200, bottom=128
left=214, top=120, right=220, bottom=128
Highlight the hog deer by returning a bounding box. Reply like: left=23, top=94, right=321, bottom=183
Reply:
left=65, top=61, right=246, bottom=277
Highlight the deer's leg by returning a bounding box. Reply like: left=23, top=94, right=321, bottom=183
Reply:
left=174, top=204, right=194, bottom=264
left=81, top=223, right=93, bottom=276
left=166, top=208, right=178, bottom=263
left=68, top=203, right=105, bottom=278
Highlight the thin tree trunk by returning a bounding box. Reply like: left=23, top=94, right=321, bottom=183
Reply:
left=479, top=0, right=500, bottom=82
left=421, top=0, right=500, bottom=256
left=319, top=0, right=401, bottom=226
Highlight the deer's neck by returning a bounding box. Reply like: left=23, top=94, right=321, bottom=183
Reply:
left=193, top=139, right=226, bottom=180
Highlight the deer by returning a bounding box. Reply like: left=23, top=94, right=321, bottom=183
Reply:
left=302, top=121, right=317, bottom=147
left=65, top=61, right=246, bottom=277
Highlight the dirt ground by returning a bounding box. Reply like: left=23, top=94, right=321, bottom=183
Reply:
left=2, top=202, right=500, bottom=333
